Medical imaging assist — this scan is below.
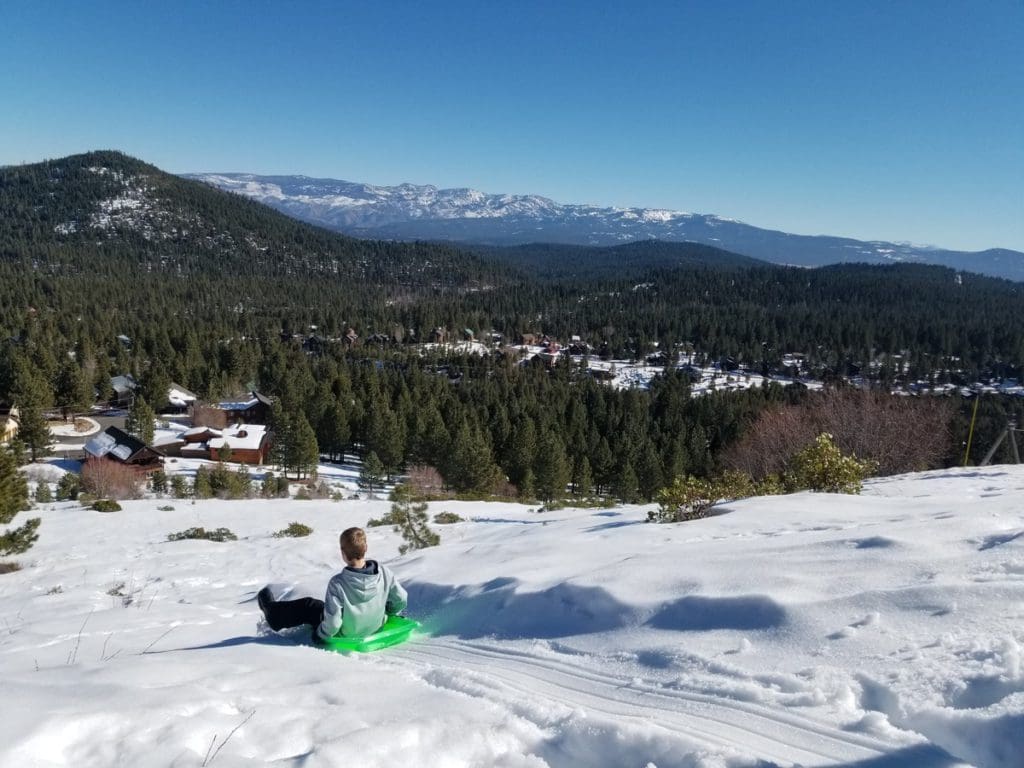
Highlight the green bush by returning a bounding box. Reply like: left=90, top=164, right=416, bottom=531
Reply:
left=167, top=526, right=238, bottom=542
left=433, top=511, right=464, bottom=524
left=91, top=499, right=122, bottom=512
left=34, top=482, right=52, bottom=503
left=273, top=521, right=313, bottom=538
left=261, top=472, right=290, bottom=499
left=156, top=505, right=175, bottom=511
left=149, top=469, right=167, bottom=495
left=786, top=433, right=876, bottom=494
left=294, top=487, right=312, bottom=500
left=56, top=473, right=81, bottom=501
left=194, top=463, right=252, bottom=499
left=170, top=475, right=190, bottom=499
left=649, top=476, right=719, bottom=523
left=755, top=474, right=786, bottom=496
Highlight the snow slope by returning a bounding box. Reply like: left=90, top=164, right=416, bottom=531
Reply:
left=2, top=467, right=1024, bottom=767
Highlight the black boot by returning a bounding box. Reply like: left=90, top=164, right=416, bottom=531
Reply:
left=257, top=586, right=281, bottom=630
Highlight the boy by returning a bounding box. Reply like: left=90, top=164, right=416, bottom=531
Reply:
left=257, top=526, right=408, bottom=642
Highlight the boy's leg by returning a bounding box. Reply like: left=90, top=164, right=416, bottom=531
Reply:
left=258, top=587, right=324, bottom=631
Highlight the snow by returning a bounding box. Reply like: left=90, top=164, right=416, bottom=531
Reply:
left=3, top=466, right=1023, bottom=766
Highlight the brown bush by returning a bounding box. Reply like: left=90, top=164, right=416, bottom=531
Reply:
left=407, top=464, right=445, bottom=497
left=80, top=458, right=144, bottom=500
left=722, top=388, right=954, bottom=479
left=191, top=405, right=227, bottom=430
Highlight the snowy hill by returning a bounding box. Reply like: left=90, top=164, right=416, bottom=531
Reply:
left=3, top=465, right=1024, bottom=767
left=185, top=173, right=1024, bottom=282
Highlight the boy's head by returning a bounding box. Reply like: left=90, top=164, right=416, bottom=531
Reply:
left=339, top=527, right=368, bottom=563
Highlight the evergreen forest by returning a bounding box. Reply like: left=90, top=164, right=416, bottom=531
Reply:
left=3, top=150, right=1024, bottom=499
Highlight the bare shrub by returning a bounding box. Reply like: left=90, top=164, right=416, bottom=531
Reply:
left=407, top=464, right=445, bottom=498
left=191, top=405, right=227, bottom=430
left=723, top=389, right=954, bottom=479
left=80, top=458, right=144, bottom=500
left=721, top=405, right=817, bottom=479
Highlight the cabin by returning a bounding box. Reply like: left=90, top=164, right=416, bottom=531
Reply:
left=110, top=374, right=139, bottom=406
left=180, top=423, right=271, bottom=465
left=83, top=426, right=164, bottom=471
left=215, top=391, right=273, bottom=425
left=167, top=382, right=198, bottom=414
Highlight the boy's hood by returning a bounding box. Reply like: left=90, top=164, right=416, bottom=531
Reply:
left=339, top=560, right=382, bottom=604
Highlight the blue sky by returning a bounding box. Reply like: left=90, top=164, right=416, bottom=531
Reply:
left=2, top=1, right=1021, bottom=251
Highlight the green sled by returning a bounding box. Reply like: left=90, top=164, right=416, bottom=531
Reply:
left=317, top=615, right=420, bottom=653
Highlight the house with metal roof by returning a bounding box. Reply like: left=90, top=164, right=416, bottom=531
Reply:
left=83, top=426, right=164, bottom=470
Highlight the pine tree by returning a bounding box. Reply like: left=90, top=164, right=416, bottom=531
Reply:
left=445, top=420, right=500, bottom=493
left=269, top=401, right=294, bottom=475
left=34, top=481, right=52, bottom=503
left=0, top=446, right=29, bottom=525
left=504, top=417, right=536, bottom=492
left=54, top=359, right=92, bottom=419
left=589, top=436, right=614, bottom=494
left=373, top=483, right=439, bottom=555
left=139, top=364, right=171, bottom=412
left=534, top=429, right=570, bottom=503
left=635, top=439, right=665, bottom=501
left=125, top=395, right=155, bottom=445
left=0, top=445, right=37, bottom=557
left=613, top=460, right=640, bottom=503
left=16, top=404, right=52, bottom=462
left=317, top=401, right=350, bottom=462
left=360, top=451, right=384, bottom=495
left=572, top=455, right=593, bottom=497
left=289, top=412, right=319, bottom=479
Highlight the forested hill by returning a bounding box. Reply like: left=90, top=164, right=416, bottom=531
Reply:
left=2, top=150, right=1024, bottom=387
left=468, top=240, right=766, bottom=280
left=0, top=150, right=505, bottom=288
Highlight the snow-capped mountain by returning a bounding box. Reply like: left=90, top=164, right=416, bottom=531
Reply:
left=185, top=173, right=1024, bottom=281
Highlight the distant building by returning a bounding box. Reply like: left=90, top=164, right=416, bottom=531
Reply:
left=167, top=383, right=198, bottom=414
left=110, top=374, right=139, bottom=406
left=1, top=408, right=19, bottom=444
left=213, top=391, right=273, bottom=425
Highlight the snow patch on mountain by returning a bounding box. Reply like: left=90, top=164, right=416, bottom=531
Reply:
left=185, top=172, right=1024, bottom=281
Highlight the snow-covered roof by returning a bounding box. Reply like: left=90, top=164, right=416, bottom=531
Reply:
left=219, top=397, right=259, bottom=411
left=83, top=431, right=117, bottom=458
left=168, top=383, right=197, bottom=406
left=207, top=423, right=268, bottom=451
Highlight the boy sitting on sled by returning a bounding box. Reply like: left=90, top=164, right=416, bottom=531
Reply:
left=258, top=526, right=408, bottom=642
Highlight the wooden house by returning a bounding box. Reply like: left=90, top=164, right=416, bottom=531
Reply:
left=215, top=391, right=273, bottom=425
left=180, top=423, right=271, bottom=465
left=83, top=426, right=164, bottom=471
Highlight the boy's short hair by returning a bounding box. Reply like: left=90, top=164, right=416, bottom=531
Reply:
left=340, top=527, right=368, bottom=561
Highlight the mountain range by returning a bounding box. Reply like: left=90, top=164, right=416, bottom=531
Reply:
left=184, top=173, right=1024, bottom=282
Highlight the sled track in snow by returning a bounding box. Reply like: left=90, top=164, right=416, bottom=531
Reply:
left=388, top=637, right=899, bottom=766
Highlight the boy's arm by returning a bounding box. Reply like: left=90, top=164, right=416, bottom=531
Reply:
left=317, top=580, right=344, bottom=640
left=385, top=575, right=408, bottom=616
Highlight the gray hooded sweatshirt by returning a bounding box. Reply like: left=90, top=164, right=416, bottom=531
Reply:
left=316, top=560, right=408, bottom=641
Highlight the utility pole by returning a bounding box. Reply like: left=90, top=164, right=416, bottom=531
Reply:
left=981, top=419, right=1022, bottom=466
